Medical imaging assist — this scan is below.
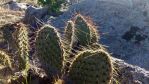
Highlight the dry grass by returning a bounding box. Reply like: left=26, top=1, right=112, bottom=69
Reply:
left=0, top=7, right=24, bottom=27
left=0, top=0, right=37, bottom=5
left=18, top=0, right=37, bottom=4
left=0, top=0, right=37, bottom=27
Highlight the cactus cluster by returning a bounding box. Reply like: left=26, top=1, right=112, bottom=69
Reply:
left=34, top=14, right=113, bottom=84
left=70, top=15, right=99, bottom=49
left=0, top=14, right=114, bottom=84
left=63, top=15, right=100, bottom=59
left=0, top=23, right=30, bottom=83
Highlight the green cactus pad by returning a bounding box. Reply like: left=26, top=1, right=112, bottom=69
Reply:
left=68, top=50, right=113, bottom=84
left=36, top=25, right=64, bottom=76
left=0, top=31, right=5, bottom=47
left=71, top=14, right=99, bottom=48
left=14, top=23, right=30, bottom=74
left=0, top=50, right=12, bottom=69
left=73, top=15, right=91, bottom=47
left=64, top=21, right=74, bottom=47
left=63, top=21, right=75, bottom=57
left=0, top=50, right=12, bottom=81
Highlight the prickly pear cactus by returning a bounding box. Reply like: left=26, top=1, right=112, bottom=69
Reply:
left=72, top=15, right=91, bottom=47
left=36, top=25, right=64, bottom=77
left=68, top=50, right=113, bottom=84
left=71, top=14, right=99, bottom=48
left=63, top=21, right=75, bottom=57
left=0, top=31, right=5, bottom=47
left=0, top=50, right=12, bottom=69
left=0, top=50, right=12, bottom=83
left=64, top=21, right=74, bottom=46
left=14, top=23, right=30, bottom=75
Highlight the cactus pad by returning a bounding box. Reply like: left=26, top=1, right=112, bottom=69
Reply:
left=14, top=23, right=30, bottom=74
left=73, top=15, right=91, bottom=47
left=64, top=21, right=74, bottom=47
left=0, top=50, right=12, bottom=69
left=68, top=50, right=113, bottom=84
left=0, top=50, right=12, bottom=82
left=36, top=25, right=64, bottom=76
left=71, top=14, right=99, bottom=48
left=63, top=21, right=75, bottom=58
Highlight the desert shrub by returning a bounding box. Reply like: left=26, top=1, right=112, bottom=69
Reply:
left=38, top=0, right=66, bottom=15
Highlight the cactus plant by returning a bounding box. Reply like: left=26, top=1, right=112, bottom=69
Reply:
left=35, top=25, right=64, bottom=77
left=0, top=31, right=5, bottom=45
left=64, top=21, right=74, bottom=49
left=70, top=14, right=99, bottom=48
left=63, top=15, right=100, bottom=60
left=0, top=50, right=12, bottom=83
left=0, top=14, right=114, bottom=83
left=72, top=15, right=91, bottom=47
left=68, top=50, right=113, bottom=84
left=0, top=50, right=12, bottom=70
left=14, top=23, right=30, bottom=76
left=63, top=21, right=75, bottom=59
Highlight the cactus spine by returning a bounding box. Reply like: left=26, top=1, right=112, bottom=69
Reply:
left=36, top=25, right=64, bottom=77
left=90, top=25, right=99, bottom=43
left=88, top=43, right=105, bottom=50
left=14, top=23, right=30, bottom=75
left=68, top=50, right=113, bottom=84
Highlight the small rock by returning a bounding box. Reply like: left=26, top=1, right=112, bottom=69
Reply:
left=2, top=0, right=29, bottom=11
left=113, top=57, right=149, bottom=84
left=23, top=6, right=49, bottom=28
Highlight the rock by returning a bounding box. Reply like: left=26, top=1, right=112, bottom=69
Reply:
left=23, top=6, right=49, bottom=28
left=113, top=57, right=149, bottom=84
left=67, top=0, right=80, bottom=4
left=2, top=0, right=29, bottom=11
left=20, top=57, right=149, bottom=84
left=49, top=0, right=149, bottom=70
